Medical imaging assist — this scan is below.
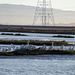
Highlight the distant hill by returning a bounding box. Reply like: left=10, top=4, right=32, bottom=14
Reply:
left=0, top=4, right=75, bottom=25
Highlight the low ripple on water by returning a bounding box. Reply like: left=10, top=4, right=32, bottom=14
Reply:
left=0, top=32, right=75, bottom=43
left=0, top=55, right=75, bottom=75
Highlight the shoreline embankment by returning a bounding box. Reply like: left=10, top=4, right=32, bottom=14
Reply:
left=0, top=27, right=75, bottom=34
left=0, top=50, right=75, bottom=56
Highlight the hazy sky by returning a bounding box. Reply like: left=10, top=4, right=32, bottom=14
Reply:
left=0, top=0, right=75, bottom=11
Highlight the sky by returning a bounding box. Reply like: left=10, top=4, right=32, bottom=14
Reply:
left=0, top=0, right=75, bottom=11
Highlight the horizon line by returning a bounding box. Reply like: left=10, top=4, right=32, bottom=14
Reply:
left=0, top=3, right=75, bottom=12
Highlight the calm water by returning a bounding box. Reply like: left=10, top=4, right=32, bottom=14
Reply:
left=0, top=32, right=75, bottom=43
left=0, top=32, right=75, bottom=75
left=0, top=55, right=75, bottom=75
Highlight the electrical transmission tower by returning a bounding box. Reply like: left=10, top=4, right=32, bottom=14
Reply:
left=33, top=0, right=55, bottom=26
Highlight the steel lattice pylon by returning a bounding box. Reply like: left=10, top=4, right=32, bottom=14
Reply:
left=33, top=0, right=55, bottom=26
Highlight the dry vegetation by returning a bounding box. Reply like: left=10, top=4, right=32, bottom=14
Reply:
left=0, top=39, right=68, bottom=46
left=0, top=27, right=75, bottom=34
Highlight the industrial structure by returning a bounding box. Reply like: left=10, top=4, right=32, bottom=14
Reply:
left=33, top=0, right=55, bottom=26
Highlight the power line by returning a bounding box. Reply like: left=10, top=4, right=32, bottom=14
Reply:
left=33, top=0, right=55, bottom=26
